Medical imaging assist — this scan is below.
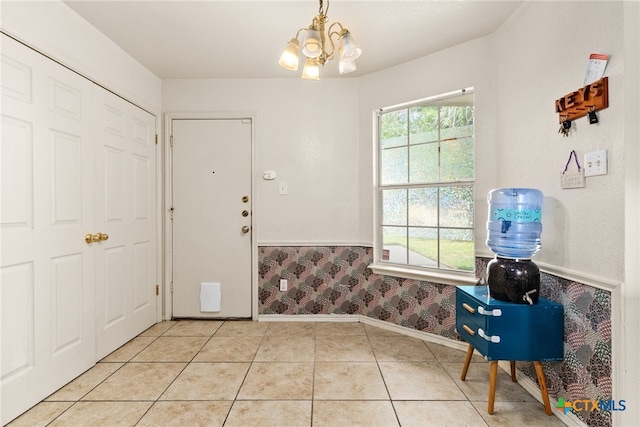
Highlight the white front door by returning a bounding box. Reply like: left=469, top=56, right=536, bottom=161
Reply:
left=1, top=34, right=95, bottom=423
left=171, top=118, right=252, bottom=318
left=93, top=90, right=157, bottom=359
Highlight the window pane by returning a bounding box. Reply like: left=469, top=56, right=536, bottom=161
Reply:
left=382, top=189, right=407, bottom=225
left=409, top=143, right=438, bottom=183
left=408, top=227, right=438, bottom=267
left=377, top=90, right=475, bottom=274
left=440, top=105, right=474, bottom=140
left=441, top=137, right=474, bottom=181
left=382, top=226, right=407, bottom=263
left=408, top=187, right=438, bottom=226
left=381, top=146, right=408, bottom=185
left=439, top=186, right=474, bottom=228
left=440, top=228, right=474, bottom=271
left=409, top=106, right=438, bottom=144
left=380, top=110, right=408, bottom=149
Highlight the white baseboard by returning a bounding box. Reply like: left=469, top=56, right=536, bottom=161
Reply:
left=257, top=313, right=359, bottom=323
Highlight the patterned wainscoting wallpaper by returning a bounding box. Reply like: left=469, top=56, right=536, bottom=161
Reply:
left=258, top=246, right=612, bottom=427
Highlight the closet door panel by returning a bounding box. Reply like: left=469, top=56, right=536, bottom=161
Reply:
left=93, top=90, right=156, bottom=359
left=1, top=34, right=95, bottom=425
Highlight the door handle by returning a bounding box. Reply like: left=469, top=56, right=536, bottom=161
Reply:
left=95, top=232, right=109, bottom=241
left=85, top=232, right=109, bottom=244
left=241, top=226, right=250, bottom=234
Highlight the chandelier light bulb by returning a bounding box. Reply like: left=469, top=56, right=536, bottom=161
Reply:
left=339, top=30, right=362, bottom=61
left=338, top=58, right=357, bottom=74
left=279, top=38, right=300, bottom=71
left=301, top=57, right=320, bottom=80
left=302, top=27, right=322, bottom=58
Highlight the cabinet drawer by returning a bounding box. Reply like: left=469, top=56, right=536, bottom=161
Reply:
left=456, top=319, right=488, bottom=356
left=456, top=286, right=564, bottom=361
left=456, top=288, right=503, bottom=328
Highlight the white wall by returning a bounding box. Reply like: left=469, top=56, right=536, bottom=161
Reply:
left=493, top=1, right=625, bottom=283
left=493, top=4, right=638, bottom=424
left=162, top=78, right=362, bottom=245
left=622, top=2, right=640, bottom=425
left=357, top=35, right=498, bottom=253
left=0, top=1, right=161, bottom=113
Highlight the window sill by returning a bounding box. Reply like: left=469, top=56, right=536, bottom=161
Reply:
left=368, top=263, right=479, bottom=286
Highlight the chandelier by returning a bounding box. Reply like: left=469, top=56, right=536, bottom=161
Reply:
left=278, top=0, right=362, bottom=80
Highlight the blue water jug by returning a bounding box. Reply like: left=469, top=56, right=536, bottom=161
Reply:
left=486, top=188, right=543, bottom=259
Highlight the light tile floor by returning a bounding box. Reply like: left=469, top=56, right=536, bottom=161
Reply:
left=8, top=320, right=568, bottom=426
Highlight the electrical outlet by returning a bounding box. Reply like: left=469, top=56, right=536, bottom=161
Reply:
left=584, top=149, right=607, bottom=177
left=279, top=278, right=288, bottom=292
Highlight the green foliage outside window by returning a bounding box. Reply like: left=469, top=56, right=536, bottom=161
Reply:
left=378, top=92, right=475, bottom=272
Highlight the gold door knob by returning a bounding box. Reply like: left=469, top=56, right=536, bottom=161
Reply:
left=242, top=210, right=249, bottom=217
left=241, top=226, right=250, bottom=234
left=85, top=232, right=109, bottom=244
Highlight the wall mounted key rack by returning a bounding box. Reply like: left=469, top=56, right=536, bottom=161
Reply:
left=555, top=76, right=608, bottom=122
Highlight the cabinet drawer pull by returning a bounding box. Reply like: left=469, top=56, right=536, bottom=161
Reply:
left=478, top=328, right=501, bottom=343
left=478, top=306, right=502, bottom=317
left=462, top=302, right=475, bottom=314
left=462, top=324, right=475, bottom=336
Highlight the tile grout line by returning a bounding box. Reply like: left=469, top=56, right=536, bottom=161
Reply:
left=310, top=323, right=317, bottom=427
left=221, top=321, right=270, bottom=426
left=133, top=320, right=221, bottom=426
left=44, top=331, right=163, bottom=427
left=365, top=327, right=401, bottom=427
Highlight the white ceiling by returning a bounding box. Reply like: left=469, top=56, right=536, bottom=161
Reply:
left=62, top=0, right=523, bottom=79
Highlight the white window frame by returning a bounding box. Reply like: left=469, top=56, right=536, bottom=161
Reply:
left=370, top=87, right=478, bottom=286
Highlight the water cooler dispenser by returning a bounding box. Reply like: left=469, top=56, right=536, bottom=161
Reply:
left=486, top=188, right=543, bottom=305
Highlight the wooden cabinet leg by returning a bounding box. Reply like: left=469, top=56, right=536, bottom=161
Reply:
left=534, top=361, right=553, bottom=415
left=510, top=361, right=517, bottom=382
left=460, top=344, right=474, bottom=381
left=488, top=360, right=498, bottom=415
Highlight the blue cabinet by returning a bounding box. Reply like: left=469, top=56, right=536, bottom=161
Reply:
left=455, top=285, right=564, bottom=415
left=456, top=285, right=564, bottom=361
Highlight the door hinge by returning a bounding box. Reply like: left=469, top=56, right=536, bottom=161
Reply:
left=168, top=206, right=174, bottom=220
left=170, top=135, right=173, bottom=147
left=170, top=282, right=174, bottom=293
left=155, top=134, right=158, bottom=145
left=155, top=284, right=159, bottom=295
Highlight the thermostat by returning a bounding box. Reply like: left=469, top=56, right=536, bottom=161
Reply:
left=262, top=170, right=276, bottom=180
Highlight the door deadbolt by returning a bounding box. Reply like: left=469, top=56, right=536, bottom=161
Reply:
left=242, top=196, right=249, bottom=203
left=242, top=210, right=249, bottom=217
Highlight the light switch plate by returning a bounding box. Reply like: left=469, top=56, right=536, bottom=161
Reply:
left=584, top=149, right=607, bottom=177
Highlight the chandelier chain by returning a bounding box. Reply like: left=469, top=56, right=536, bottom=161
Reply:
left=319, top=0, right=329, bottom=17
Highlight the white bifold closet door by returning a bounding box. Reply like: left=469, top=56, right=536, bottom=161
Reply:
left=0, top=34, right=157, bottom=424
left=92, top=79, right=157, bottom=360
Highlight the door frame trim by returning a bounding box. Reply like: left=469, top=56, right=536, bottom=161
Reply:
left=163, top=112, right=257, bottom=320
